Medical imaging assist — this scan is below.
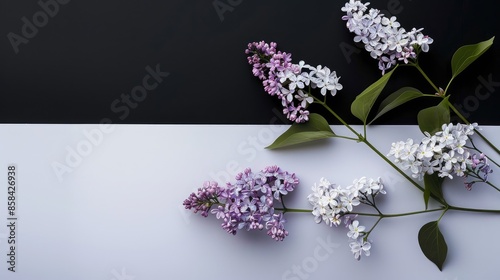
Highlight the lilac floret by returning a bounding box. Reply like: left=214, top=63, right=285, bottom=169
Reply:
left=182, top=181, right=223, bottom=217
left=245, top=41, right=342, bottom=123
left=341, top=1, right=434, bottom=74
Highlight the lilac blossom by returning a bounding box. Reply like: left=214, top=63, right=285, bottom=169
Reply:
left=307, top=177, right=385, bottom=227
left=341, top=1, right=434, bottom=74
left=182, top=181, right=223, bottom=217
left=307, top=176, right=385, bottom=260
left=266, top=213, right=289, bottom=241
left=349, top=238, right=372, bottom=260
left=245, top=41, right=342, bottom=123
left=464, top=153, right=493, bottom=190
left=388, top=123, right=494, bottom=190
left=183, top=166, right=299, bottom=241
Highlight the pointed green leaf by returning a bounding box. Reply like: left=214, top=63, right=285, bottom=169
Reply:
left=423, top=173, right=445, bottom=208
left=370, top=87, right=424, bottom=124
left=266, top=113, right=335, bottom=149
left=451, top=36, right=494, bottom=79
left=351, top=67, right=397, bottom=124
left=417, top=97, right=450, bottom=135
left=418, top=221, right=448, bottom=271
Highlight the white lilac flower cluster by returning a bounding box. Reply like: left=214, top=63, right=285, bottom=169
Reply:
left=341, top=0, right=434, bottom=74
left=246, top=41, right=343, bottom=123
left=388, top=123, right=488, bottom=183
left=307, top=176, right=386, bottom=260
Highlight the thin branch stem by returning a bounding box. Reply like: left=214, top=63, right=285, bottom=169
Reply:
left=468, top=138, right=500, bottom=168
left=409, top=63, right=499, bottom=155
left=411, top=63, right=440, bottom=93
left=365, top=216, right=383, bottom=237
left=312, top=97, right=447, bottom=204
left=275, top=207, right=311, bottom=213
left=278, top=205, right=500, bottom=216
left=350, top=208, right=444, bottom=218
left=485, top=181, right=500, bottom=192
left=448, top=205, right=500, bottom=214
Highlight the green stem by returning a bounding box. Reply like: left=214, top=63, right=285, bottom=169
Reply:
left=411, top=63, right=440, bottom=93
left=313, top=98, right=362, bottom=138
left=312, top=98, right=448, bottom=204
left=437, top=207, right=449, bottom=222
left=466, top=168, right=499, bottom=192
left=443, top=78, right=455, bottom=97
left=277, top=207, right=445, bottom=217
left=350, top=208, right=444, bottom=218
left=448, top=205, right=500, bottom=214
left=485, top=181, right=500, bottom=192
left=332, top=135, right=361, bottom=141
left=280, top=194, right=287, bottom=209
left=468, top=138, right=500, bottom=168
left=411, top=62, right=499, bottom=156
left=275, top=207, right=311, bottom=213
left=248, top=205, right=500, bottom=216
left=365, top=216, right=383, bottom=238
left=488, top=158, right=500, bottom=169
left=361, top=137, right=427, bottom=194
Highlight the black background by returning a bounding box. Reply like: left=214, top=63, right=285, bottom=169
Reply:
left=1, top=0, right=499, bottom=125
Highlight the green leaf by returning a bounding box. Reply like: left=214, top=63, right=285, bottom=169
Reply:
left=351, top=67, right=397, bottom=124
left=423, top=173, right=445, bottom=209
left=451, top=36, right=494, bottom=79
left=418, top=221, right=448, bottom=271
left=369, top=87, right=424, bottom=124
left=417, top=97, right=450, bottom=135
left=266, top=113, right=335, bottom=149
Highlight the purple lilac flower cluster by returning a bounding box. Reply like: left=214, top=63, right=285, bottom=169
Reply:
left=183, top=181, right=223, bottom=217
left=465, top=153, right=493, bottom=190
left=341, top=0, right=434, bottom=74
left=183, top=166, right=299, bottom=241
left=245, top=41, right=342, bottom=123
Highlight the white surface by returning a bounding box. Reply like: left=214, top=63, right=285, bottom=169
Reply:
left=0, top=124, right=499, bottom=280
